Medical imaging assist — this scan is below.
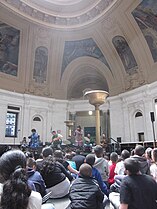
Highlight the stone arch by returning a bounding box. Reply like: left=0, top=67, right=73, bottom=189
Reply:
left=60, top=56, right=116, bottom=99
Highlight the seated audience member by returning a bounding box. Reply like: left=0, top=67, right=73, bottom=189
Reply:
left=94, top=145, right=109, bottom=184
left=85, top=154, right=108, bottom=195
left=0, top=149, right=42, bottom=209
left=72, top=149, right=85, bottom=170
left=40, top=155, right=73, bottom=198
left=54, top=150, right=79, bottom=176
left=108, top=152, right=118, bottom=186
left=145, top=147, right=153, bottom=166
left=66, top=154, right=77, bottom=170
left=66, top=163, right=105, bottom=209
left=114, top=149, right=130, bottom=175
left=36, top=147, right=53, bottom=172
left=27, top=157, right=46, bottom=197
left=150, top=148, right=157, bottom=182
left=131, top=145, right=150, bottom=174
left=119, top=158, right=157, bottom=209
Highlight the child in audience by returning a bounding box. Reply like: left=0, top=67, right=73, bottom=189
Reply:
left=27, top=157, right=46, bottom=197
left=66, top=163, right=105, bottom=209
left=85, top=154, right=108, bottom=195
left=94, top=145, right=109, bottom=185
left=108, top=152, right=118, bottom=186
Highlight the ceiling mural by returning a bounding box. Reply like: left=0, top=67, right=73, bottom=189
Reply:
left=112, top=36, right=138, bottom=75
left=132, top=0, right=157, bottom=62
left=33, top=46, right=48, bottom=83
left=61, top=38, right=111, bottom=78
left=0, top=21, right=20, bottom=76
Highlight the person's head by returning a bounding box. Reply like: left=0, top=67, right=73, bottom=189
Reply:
left=66, top=154, right=73, bottom=160
left=85, top=154, right=95, bottom=166
left=121, top=149, right=130, bottom=160
left=151, top=148, right=157, bottom=163
left=54, top=150, right=63, bottom=159
left=42, top=147, right=53, bottom=158
left=134, top=145, right=145, bottom=156
left=0, top=150, right=31, bottom=209
left=75, top=149, right=81, bottom=155
left=77, top=125, right=81, bottom=131
left=87, top=133, right=91, bottom=138
left=31, top=129, right=36, bottom=133
left=0, top=149, right=26, bottom=182
left=94, top=145, right=103, bottom=157
left=145, top=147, right=152, bottom=160
left=110, top=152, right=118, bottom=163
left=27, top=157, right=36, bottom=169
left=124, top=158, right=140, bottom=175
left=79, top=163, right=92, bottom=177
left=52, top=130, right=56, bottom=135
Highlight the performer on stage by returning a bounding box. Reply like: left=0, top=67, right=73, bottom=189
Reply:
left=74, top=125, right=83, bottom=147
left=28, top=129, right=39, bottom=149
left=51, top=130, right=62, bottom=149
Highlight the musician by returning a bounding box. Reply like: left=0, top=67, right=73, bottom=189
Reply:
left=28, top=129, right=39, bottom=149
left=74, top=125, right=83, bottom=147
left=51, top=130, right=62, bottom=149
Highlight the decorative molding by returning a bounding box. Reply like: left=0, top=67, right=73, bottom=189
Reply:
left=1, top=0, right=117, bottom=28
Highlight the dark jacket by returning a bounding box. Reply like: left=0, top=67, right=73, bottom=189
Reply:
left=66, top=176, right=104, bottom=209
left=40, top=161, right=73, bottom=188
left=131, top=155, right=150, bottom=174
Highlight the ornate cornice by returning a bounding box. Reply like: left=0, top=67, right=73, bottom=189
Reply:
left=1, top=0, right=117, bottom=28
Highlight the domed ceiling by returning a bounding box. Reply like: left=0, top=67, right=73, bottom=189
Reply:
left=0, top=0, right=157, bottom=100
left=1, top=0, right=116, bottom=28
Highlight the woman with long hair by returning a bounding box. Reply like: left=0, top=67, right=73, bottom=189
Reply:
left=0, top=149, right=42, bottom=209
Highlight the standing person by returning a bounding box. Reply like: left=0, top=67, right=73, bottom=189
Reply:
left=0, top=149, right=42, bottom=209
left=28, top=129, right=40, bottom=149
left=74, top=125, right=83, bottom=147
left=119, top=158, right=157, bottom=209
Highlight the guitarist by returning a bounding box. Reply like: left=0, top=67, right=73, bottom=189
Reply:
left=51, top=130, right=62, bottom=149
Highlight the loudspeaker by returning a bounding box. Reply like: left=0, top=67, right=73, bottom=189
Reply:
left=150, top=112, right=155, bottom=122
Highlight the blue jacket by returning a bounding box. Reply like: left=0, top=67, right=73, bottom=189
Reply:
left=27, top=167, right=46, bottom=197
left=92, top=167, right=108, bottom=195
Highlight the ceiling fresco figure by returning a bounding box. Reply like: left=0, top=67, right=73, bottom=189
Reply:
left=61, top=38, right=111, bottom=78
left=33, top=46, right=48, bottom=83
left=0, top=21, right=20, bottom=76
left=112, top=35, right=138, bottom=75
left=132, top=0, right=157, bottom=62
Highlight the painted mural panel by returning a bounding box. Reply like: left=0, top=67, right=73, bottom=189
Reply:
left=61, top=38, right=111, bottom=78
left=33, top=46, right=48, bottom=83
left=112, top=36, right=138, bottom=74
left=132, top=0, right=157, bottom=62
left=0, top=21, right=20, bottom=76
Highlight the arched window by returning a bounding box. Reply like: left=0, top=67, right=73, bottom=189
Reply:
left=33, top=117, right=41, bottom=122
left=135, top=112, right=143, bottom=117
